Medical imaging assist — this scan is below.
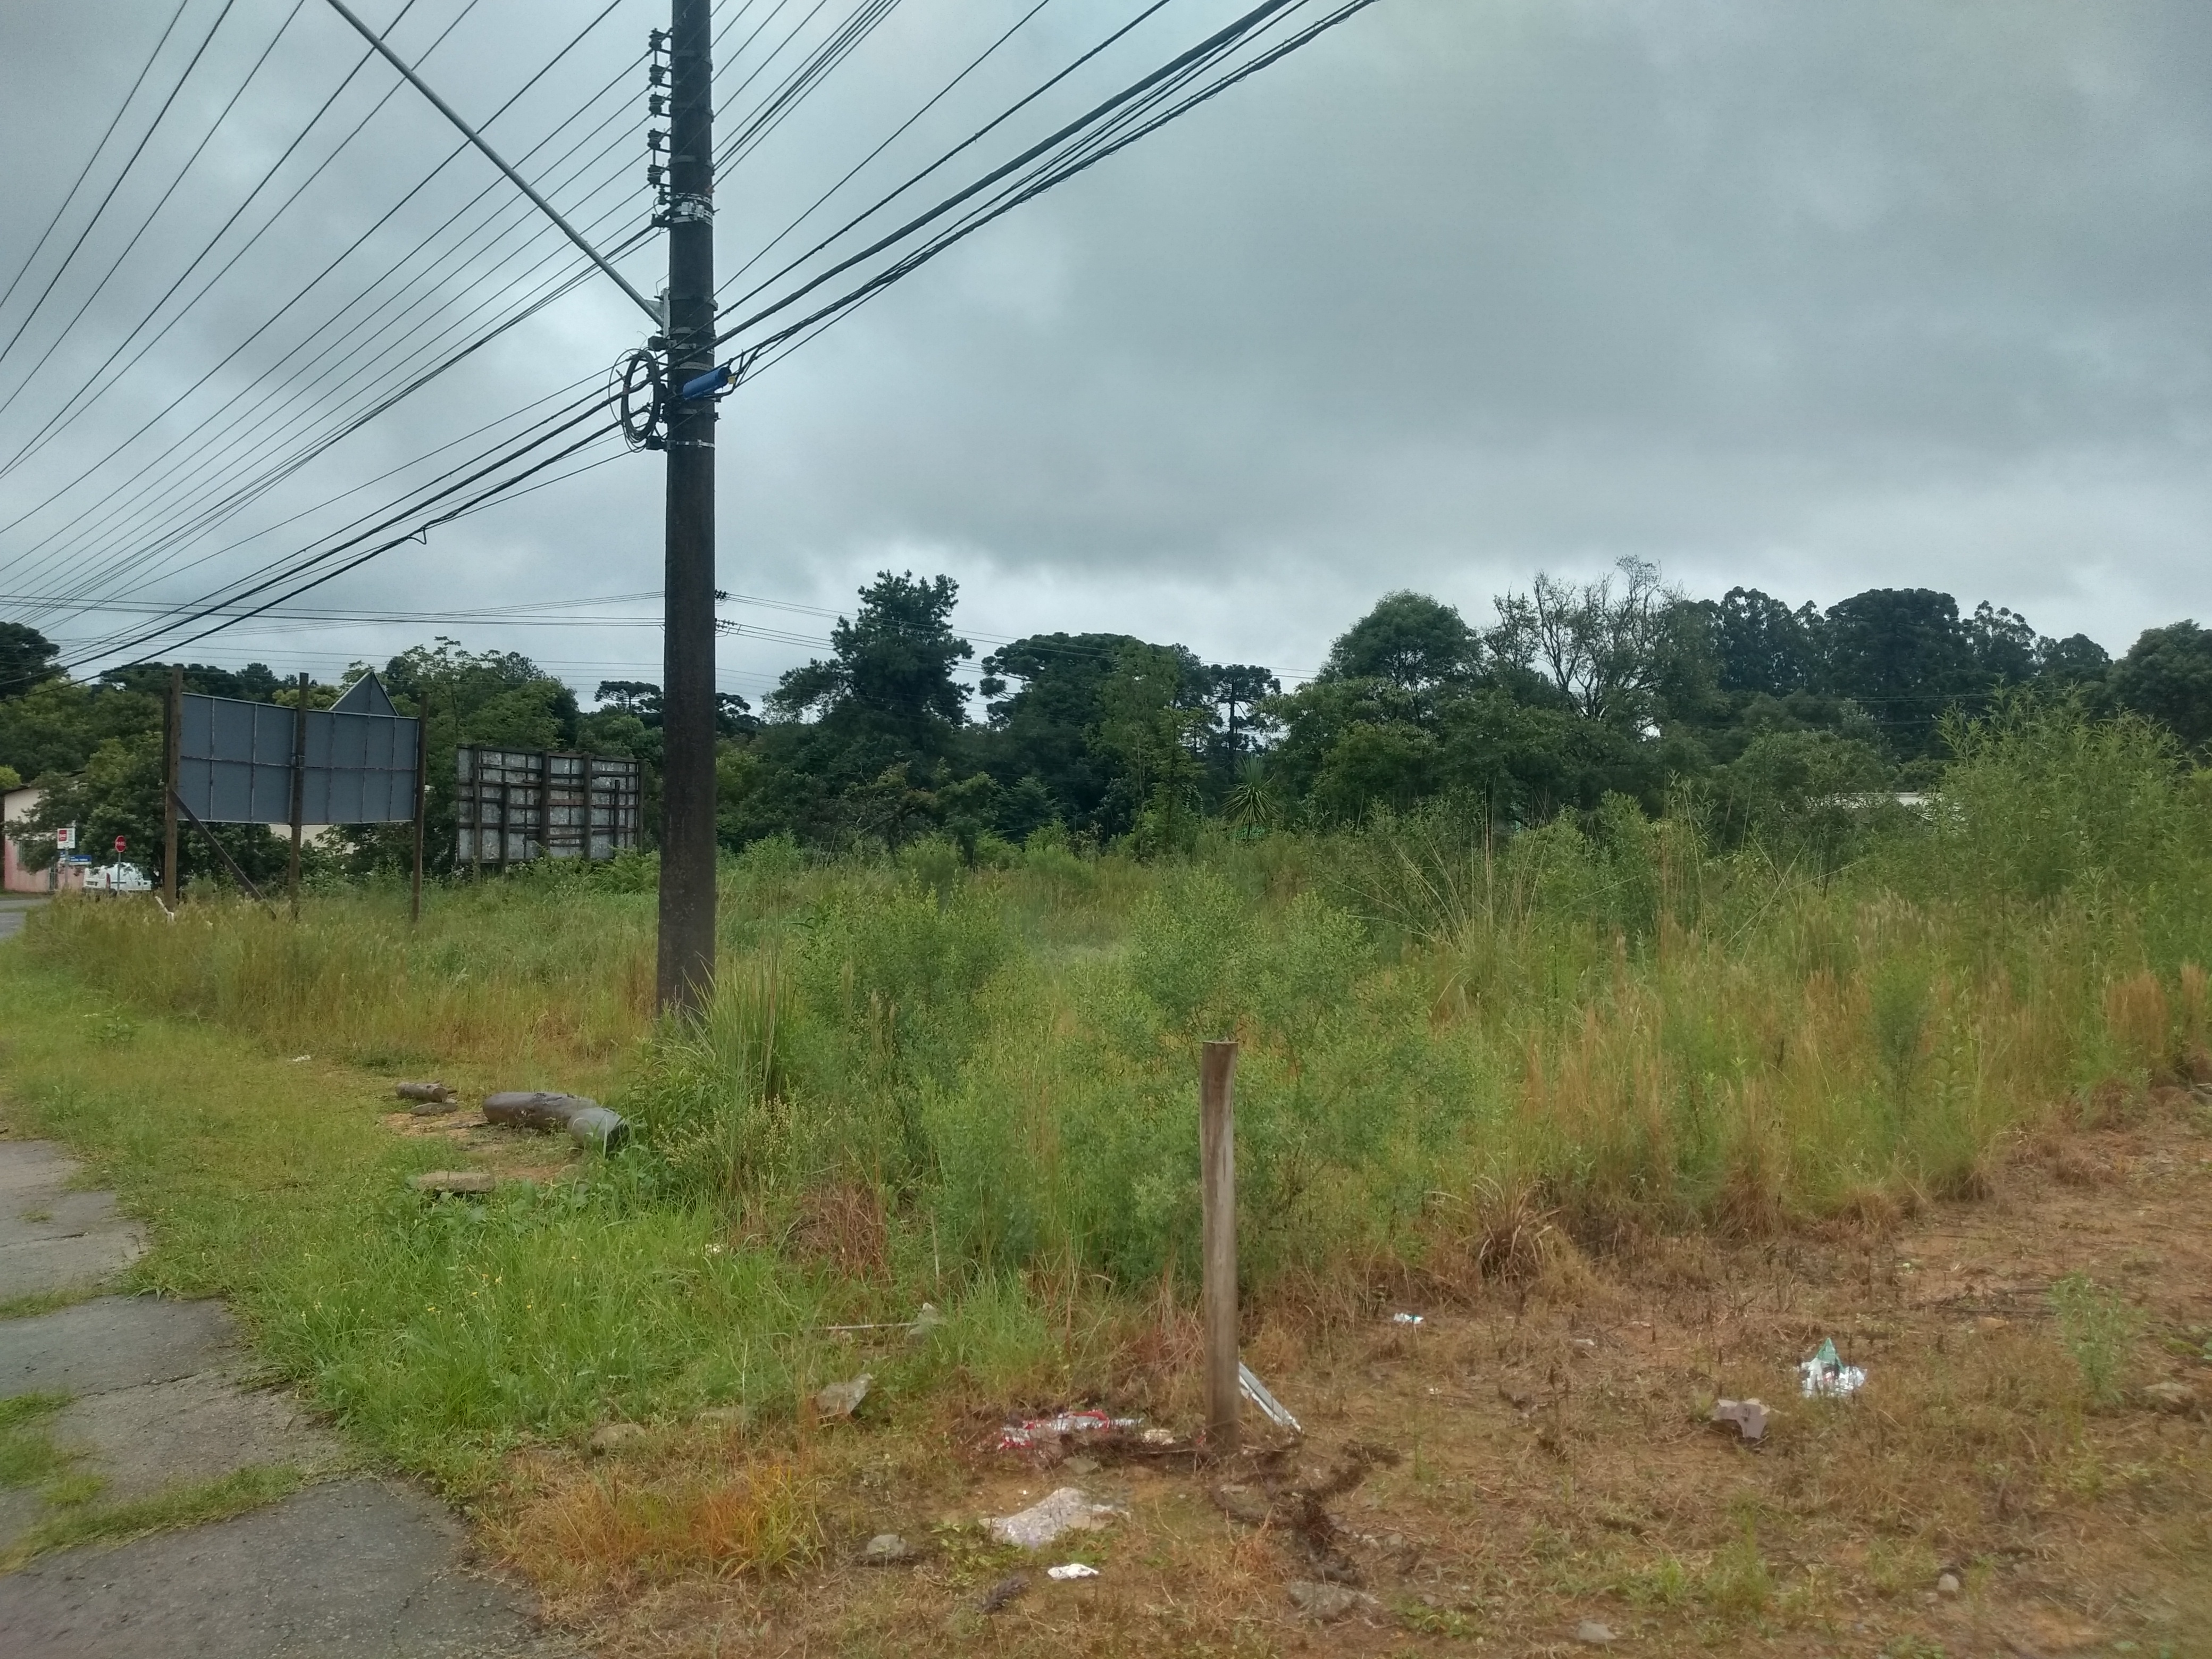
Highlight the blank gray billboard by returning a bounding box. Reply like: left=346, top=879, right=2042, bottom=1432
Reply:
left=175, top=673, right=419, bottom=826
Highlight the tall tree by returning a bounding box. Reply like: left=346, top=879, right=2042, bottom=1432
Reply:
left=0, top=623, right=60, bottom=697
left=2038, top=633, right=2112, bottom=690
left=1490, top=558, right=1688, bottom=728
left=2110, top=621, right=2212, bottom=751
left=1204, top=663, right=1280, bottom=760
left=975, top=631, right=1146, bottom=831
left=768, top=571, right=971, bottom=749
left=1712, top=588, right=1820, bottom=697
left=1821, top=588, right=1978, bottom=757
left=1321, top=591, right=1478, bottom=693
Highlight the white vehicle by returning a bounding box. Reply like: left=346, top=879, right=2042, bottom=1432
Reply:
left=83, top=862, right=153, bottom=895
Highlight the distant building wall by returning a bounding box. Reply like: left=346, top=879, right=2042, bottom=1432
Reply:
left=2, top=786, right=82, bottom=893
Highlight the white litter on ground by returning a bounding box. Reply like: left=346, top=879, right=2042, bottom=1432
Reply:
left=985, top=1487, right=1124, bottom=1549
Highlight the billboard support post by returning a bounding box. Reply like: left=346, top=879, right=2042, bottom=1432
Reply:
left=162, top=665, right=181, bottom=908
left=287, top=673, right=308, bottom=917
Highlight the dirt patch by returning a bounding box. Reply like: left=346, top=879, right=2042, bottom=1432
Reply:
left=489, top=1101, right=2212, bottom=1658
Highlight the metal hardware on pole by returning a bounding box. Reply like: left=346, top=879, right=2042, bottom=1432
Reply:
left=656, top=0, right=717, bottom=1016
left=317, top=0, right=661, bottom=324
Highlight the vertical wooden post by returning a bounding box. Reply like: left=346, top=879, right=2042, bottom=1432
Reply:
left=409, top=713, right=426, bottom=925
left=1201, top=1038, right=1240, bottom=1454
left=162, top=665, right=182, bottom=908
left=287, top=672, right=308, bottom=917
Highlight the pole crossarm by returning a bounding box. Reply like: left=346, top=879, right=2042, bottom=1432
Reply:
left=319, top=0, right=662, bottom=325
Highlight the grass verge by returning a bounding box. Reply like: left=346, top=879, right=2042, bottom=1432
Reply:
left=0, top=1465, right=305, bottom=1568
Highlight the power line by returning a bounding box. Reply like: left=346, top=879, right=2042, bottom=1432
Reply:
left=0, top=0, right=309, bottom=431
left=0, top=15, right=653, bottom=597
left=0, top=0, right=192, bottom=323
left=0, top=0, right=445, bottom=485
left=10, top=133, right=656, bottom=610
left=0, top=0, right=245, bottom=377
left=0, top=0, right=493, bottom=541
left=716, top=0, right=1369, bottom=357
left=720, top=0, right=1055, bottom=296
left=45, top=403, right=624, bottom=677
left=713, top=0, right=1176, bottom=326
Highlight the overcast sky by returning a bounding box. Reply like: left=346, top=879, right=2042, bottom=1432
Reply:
left=0, top=0, right=2206, bottom=707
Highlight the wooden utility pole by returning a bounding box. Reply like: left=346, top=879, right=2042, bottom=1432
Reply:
left=656, top=0, right=718, bottom=1017
left=1201, top=1038, right=1240, bottom=1453
left=409, top=711, right=426, bottom=924
left=287, top=672, right=308, bottom=916
left=162, top=665, right=181, bottom=908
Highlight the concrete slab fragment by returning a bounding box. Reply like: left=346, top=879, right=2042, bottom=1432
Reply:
left=0, top=1478, right=577, bottom=1657
left=1, top=1299, right=238, bottom=1401
left=0, top=1191, right=126, bottom=1250
left=52, top=1372, right=345, bottom=1505
left=0, top=1143, right=81, bottom=1196
left=0, top=1228, right=147, bottom=1303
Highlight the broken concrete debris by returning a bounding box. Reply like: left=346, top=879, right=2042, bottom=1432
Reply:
left=407, top=1169, right=494, bottom=1195
left=814, top=1373, right=872, bottom=1421
left=588, top=1422, right=647, bottom=1454
left=1286, top=1581, right=1381, bottom=1622
left=482, top=1090, right=630, bottom=1151
left=985, top=1486, right=1123, bottom=1549
left=860, top=1533, right=915, bottom=1566
left=1576, top=1619, right=1619, bottom=1645
left=395, top=1081, right=456, bottom=1104
left=2141, top=1379, right=2200, bottom=1414
left=1710, top=1397, right=1769, bottom=1443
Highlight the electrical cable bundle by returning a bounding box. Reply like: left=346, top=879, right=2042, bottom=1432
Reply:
left=1, top=0, right=1386, bottom=682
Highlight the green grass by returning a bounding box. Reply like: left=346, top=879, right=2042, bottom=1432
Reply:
left=4, top=699, right=2209, bottom=1508
left=2049, top=1272, right=2146, bottom=1406
left=0, top=949, right=1082, bottom=1497
left=0, top=1392, right=71, bottom=1489
left=0, top=1464, right=305, bottom=1568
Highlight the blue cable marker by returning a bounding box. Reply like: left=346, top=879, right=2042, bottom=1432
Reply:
left=681, top=363, right=733, bottom=401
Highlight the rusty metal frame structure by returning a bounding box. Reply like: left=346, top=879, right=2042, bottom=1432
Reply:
left=455, top=747, right=642, bottom=869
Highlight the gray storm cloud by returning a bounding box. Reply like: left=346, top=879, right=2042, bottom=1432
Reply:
left=0, top=0, right=2205, bottom=698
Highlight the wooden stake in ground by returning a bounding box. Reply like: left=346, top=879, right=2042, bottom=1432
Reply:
left=1202, top=1037, right=1239, bottom=1453
left=162, top=665, right=181, bottom=909
left=287, top=672, right=308, bottom=916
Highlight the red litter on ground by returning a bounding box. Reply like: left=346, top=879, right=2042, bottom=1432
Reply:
left=995, top=1410, right=1141, bottom=1452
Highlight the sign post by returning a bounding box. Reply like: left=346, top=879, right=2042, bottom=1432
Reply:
left=163, top=665, right=181, bottom=907
left=287, top=673, right=309, bottom=917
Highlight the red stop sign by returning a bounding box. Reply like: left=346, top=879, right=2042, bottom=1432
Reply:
left=114, top=836, right=126, bottom=853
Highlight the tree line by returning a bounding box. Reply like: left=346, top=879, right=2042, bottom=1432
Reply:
left=3, top=560, right=2209, bottom=883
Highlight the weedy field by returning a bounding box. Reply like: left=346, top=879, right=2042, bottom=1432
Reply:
left=2, top=703, right=2209, bottom=1655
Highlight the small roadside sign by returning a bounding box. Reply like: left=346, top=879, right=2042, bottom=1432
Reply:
left=54, top=825, right=75, bottom=850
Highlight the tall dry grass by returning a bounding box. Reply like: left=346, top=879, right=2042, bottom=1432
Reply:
left=27, top=702, right=2212, bottom=1305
